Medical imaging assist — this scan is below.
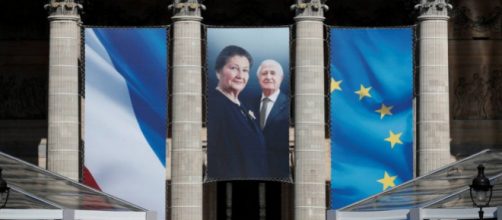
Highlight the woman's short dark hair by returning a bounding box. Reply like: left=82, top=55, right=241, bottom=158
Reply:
left=215, top=45, right=253, bottom=72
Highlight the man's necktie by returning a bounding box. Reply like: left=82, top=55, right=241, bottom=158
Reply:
left=260, top=97, right=270, bottom=129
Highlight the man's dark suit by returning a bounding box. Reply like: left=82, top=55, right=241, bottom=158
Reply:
left=254, top=92, right=290, bottom=180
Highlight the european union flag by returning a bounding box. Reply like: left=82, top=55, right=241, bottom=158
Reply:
left=330, top=28, right=414, bottom=209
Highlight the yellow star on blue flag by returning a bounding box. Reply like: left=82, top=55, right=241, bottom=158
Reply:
left=330, top=28, right=413, bottom=209
left=331, top=78, right=342, bottom=93
left=376, top=103, right=393, bottom=119
left=377, top=171, right=397, bottom=191
left=385, top=130, right=403, bottom=149
left=355, top=84, right=372, bottom=100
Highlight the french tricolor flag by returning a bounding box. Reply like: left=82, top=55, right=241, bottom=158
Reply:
left=84, top=28, right=167, bottom=220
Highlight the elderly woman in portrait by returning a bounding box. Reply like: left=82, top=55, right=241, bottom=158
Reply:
left=207, top=45, right=268, bottom=180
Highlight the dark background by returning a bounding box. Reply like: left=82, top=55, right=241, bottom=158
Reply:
left=0, top=0, right=501, bottom=162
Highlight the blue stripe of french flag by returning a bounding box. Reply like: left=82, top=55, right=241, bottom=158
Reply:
left=84, top=28, right=167, bottom=220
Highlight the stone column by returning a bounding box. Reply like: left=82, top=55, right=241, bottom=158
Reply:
left=169, top=1, right=205, bottom=219
left=415, top=0, right=453, bottom=175
left=291, top=1, right=328, bottom=219
left=45, top=0, right=82, bottom=180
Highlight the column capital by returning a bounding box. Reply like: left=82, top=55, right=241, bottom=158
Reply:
left=45, top=1, right=82, bottom=21
left=415, top=0, right=452, bottom=21
left=169, top=0, right=205, bottom=21
left=292, top=0, right=328, bottom=22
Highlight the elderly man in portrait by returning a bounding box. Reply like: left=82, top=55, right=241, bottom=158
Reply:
left=254, top=59, right=290, bottom=179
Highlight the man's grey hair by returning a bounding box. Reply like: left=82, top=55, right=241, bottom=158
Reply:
left=256, top=59, right=284, bottom=78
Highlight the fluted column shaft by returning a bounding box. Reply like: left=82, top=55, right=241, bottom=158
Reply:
left=293, top=1, right=327, bottom=219
left=46, top=1, right=82, bottom=180
left=416, top=0, right=453, bottom=175
left=170, top=2, right=204, bottom=219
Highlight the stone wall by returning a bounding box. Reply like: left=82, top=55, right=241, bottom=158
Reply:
left=0, top=40, right=48, bottom=163
left=449, top=0, right=502, bottom=158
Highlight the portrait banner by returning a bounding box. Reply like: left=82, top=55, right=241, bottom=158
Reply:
left=84, top=27, right=167, bottom=220
left=206, top=27, right=291, bottom=181
left=330, top=27, right=414, bottom=209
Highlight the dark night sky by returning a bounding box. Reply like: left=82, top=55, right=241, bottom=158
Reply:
left=0, top=0, right=417, bottom=39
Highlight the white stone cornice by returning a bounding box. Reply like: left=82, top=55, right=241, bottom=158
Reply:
left=45, top=1, right=82, bottom=18
left=417, top=15, right=450, bottom=21
left=292, top=0, right=328, bottom=20
left=171, top=15, right=203, bottom=22
left=415, top=0, right=452, bottom=20
left=47, top=14, right=80, bottom=22
left=169, top=1, right=205, bottom=19
left=294, top=15, right=325, bottom=22
left=291, top=0, right=329, bottom=21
